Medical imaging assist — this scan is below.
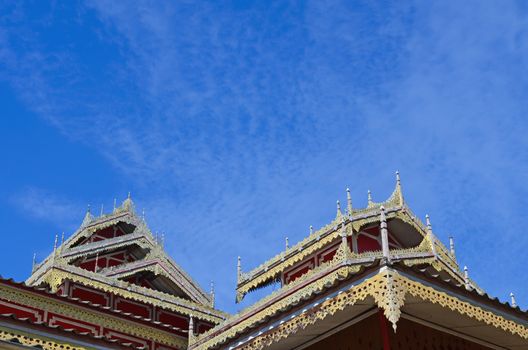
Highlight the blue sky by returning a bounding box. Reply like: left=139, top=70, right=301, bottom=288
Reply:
left=1, top=1, right=527, bottom=313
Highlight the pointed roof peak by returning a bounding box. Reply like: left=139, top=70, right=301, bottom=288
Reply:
left=336, top=200, right=342, bottom=217
left=346, top=187, right=353, bottom=214
left=391, top=170, right=404, bottom=206
left=81, top=204, right=95, bottom=226
left=367, top=190, right=373, bottom=206
left=120, top=193, right=135, bottom=213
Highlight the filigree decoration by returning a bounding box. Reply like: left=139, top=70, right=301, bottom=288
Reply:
left=402, top=275, right=528, bottom=339
left=0, top=327, right=85, bottom=350
left=38, top=268, right=226, bottom=323
left=236, top=205, right=425, bottom=300
left=370, top=269, right=406, bottom=331
left=192, top=263, right=364, bottom=349
left=198, top=269, right=528, bottom=350
left=0, top=284, right=188, bottom=349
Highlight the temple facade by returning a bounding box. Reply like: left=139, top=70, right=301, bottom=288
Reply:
left=0, top=174, right=526, bottom=349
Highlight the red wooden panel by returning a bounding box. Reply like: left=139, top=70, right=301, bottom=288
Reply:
left=158, top=310, right=188, bottom=329
left=357, top=234, right=380, bottom=253
left=115, top=298, right=151, bottom=318
left=48, top=313, right=100, bottom=335
left=71, top=284, right=110, bottom=306
left=0, top=299, right=42, bottom=322
left=104, top=329, right=149, bottom=349
left=284, top=258, right=315, bottom=284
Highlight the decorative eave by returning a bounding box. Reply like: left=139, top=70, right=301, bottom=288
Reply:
left=0, top=277, right=189, bottom=349
left=191, top=262, right=528, bottom=350
left=236, top=178, right=468, bottom=301
left=29, top=196, right=214, bottom=307
left=32, top=265, right=228, bottom=324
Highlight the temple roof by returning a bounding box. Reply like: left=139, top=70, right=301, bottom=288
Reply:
left=191, top=261, right=527, bottom=350
left=26, top=195, right=227, bottom=324
left=235, top=172, right=475, bottom=302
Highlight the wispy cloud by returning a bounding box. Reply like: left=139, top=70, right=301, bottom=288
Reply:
left=0, top=1, right=527, bottom=311
left=10, top=187, right=81, bottom=230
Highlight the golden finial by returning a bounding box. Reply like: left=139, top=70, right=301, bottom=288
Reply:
left=285, top=236, right=289, bottom=250
left=237, top=256, right=242, bottom=283
left=463, top=266, right=469, bottom=289
left=510, top=292, right=517, bottom=307
left=425, top=214, right=432, bottom=232
left=449, top=236, right=456, bottom=257
left=367, top=190, right=373, bottom=206
left=53, top=234, right=58, bottom=252
left=346, top=187, right=353, bottom=214
left=395, top=170, right=404, bottom=205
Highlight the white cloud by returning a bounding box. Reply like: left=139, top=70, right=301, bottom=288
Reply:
left=10, top=187, right=81, bottom=230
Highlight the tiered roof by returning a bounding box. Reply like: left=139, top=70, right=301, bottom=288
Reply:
left=27, top=195, right=227, bottom=324
left=235, top=172, right=476, bottom=302
left=189, top=173, right=527, bottom=350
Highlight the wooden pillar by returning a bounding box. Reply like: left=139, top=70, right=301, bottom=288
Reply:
left=378, top=309, right=391, bottom=350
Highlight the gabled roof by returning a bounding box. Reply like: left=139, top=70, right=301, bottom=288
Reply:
left=190, top=260, right=528, bottom=350
left=26, top=196, right=226, bottom=323
left=235, top=173, right=474, bottom=301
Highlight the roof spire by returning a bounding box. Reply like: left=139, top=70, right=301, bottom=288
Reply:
left=61, top=231, right=65, bottom=245
left=160, top=233, right=165, bottom=248
left=449, top=236, right=456, bottom=258
left=367, top=190, right=373, bottom=206
left=346, top=187, right=353, bottom=214
left=336, top=200, right=342, bottom=218
left=425, top=214, right=432, bottom=232
left=142, top=208, right=146, bottom=221
left=32, top=253, right=37, bottom=272
left=100, top=204, right=104, bottom=217
left=510, top=292, right=517, bottom=308
left=309, top=225, right=314, bottom=235
left=113, top=198, right=117, bottom=212
left=425, top=214, right=437, bottom=256
left=395, top=171, right=404, bottom=205
left=285, top=236, right=289, bottom=250
left=237, top=256, right=242, bottom=283
left=53, top=234, right=58, bottom=254
left=210, top=281, right=215, bottom=308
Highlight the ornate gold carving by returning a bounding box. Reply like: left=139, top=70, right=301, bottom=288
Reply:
left=402, top=274, right=528, bottom=339
left=38, top=268, right=225, bottom=323
left=193, top=269, right=528, bottom=350
left=192, top=263, right=364, bottom=349
left=0, top=284, right=187, bottom=349
left=0, top=327, right=86, bottom=350
left=236, top=204, right=427, bottom=300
